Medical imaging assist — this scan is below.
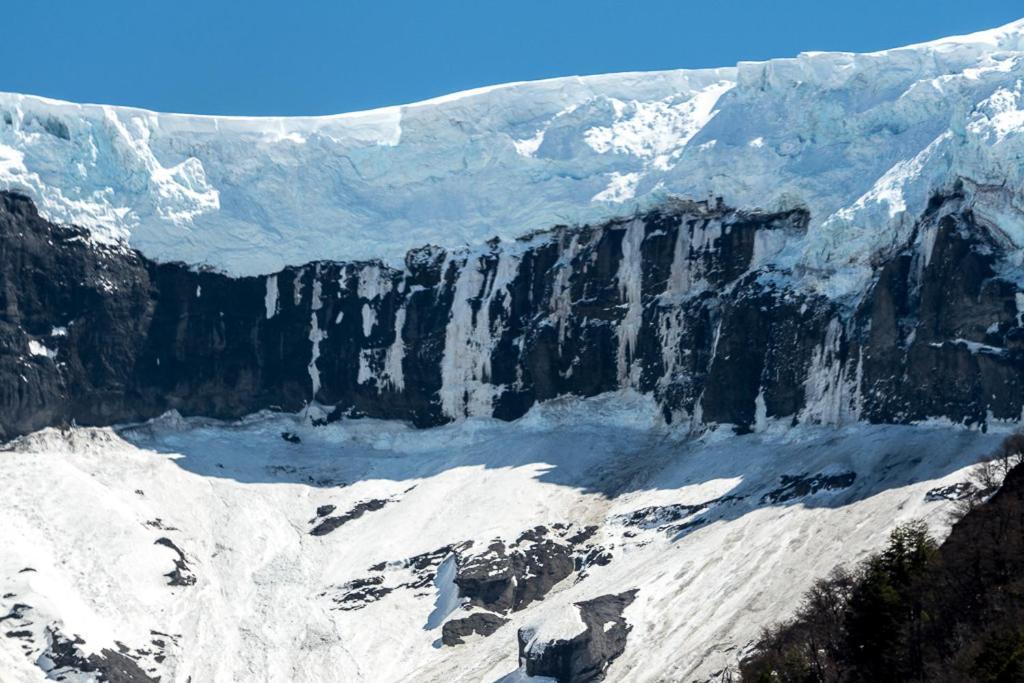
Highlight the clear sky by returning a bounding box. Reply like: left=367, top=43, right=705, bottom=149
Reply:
left=2, top=1, right=1022, bottom=116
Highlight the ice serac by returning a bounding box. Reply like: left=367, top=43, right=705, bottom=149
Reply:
left=5, top=184, right=1024, bottom=439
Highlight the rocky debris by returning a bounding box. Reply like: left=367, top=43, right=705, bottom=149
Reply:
left=0, top=602, right=167, bottom=683
left=925, top=481, right=977, bottom=502
left=565, top=526, right=613, bottom=581
left=561, top=524, right=597, bottom=546
left=306, top=475, right=344, bottom=487
left=387, top=545, right=469, bottom=590
left=39, top=626, right=159, bottom=683
left=310, top=498, right=390, bottom=536
left=574, top=544, right=614, bottom=579
left=327, top=523, right=605, bottom=619
left=0, top=602, right=31, bottom=623
left=281, top=431, right=302, bottom=444
left=518, top=589, right=638, bottom=683
left=610, top=495, right=742, bottom=537
left=613, top=502, right=708, bottom=529
left=143, top=518, right=178, bottom=531
left=327, top=543, right=473, bottom=611
left=328, top=576, right=392, bottom=611
left=147, top=629, right=180, bottom=666
left=261, top=462, right=345, bottom=487
left=326, top=523, right=608, bottom=649
left=329, top=524, right=613, bottom=639
left=441, top=612, right=509, bottom=646
left=760, top=472, right=857, bottom=505
left=154, top=537, right=196, bottom=587
left=0, top=602, right=34, bottom=657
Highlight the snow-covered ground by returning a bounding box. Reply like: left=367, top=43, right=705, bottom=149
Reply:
left=0, top=393, right=1002, bottom=681
left=4, top=20, right=1024, bottom=297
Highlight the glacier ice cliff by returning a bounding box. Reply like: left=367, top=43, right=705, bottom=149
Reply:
left=4, top=19, right=1024, bottom=297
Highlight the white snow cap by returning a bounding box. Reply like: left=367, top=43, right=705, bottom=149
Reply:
left=3, top=18, right=1024, bottom=295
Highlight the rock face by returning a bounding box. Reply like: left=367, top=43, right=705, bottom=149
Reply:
left=3, top=186, right=1024, bottom=440
left=854, top=195, right=1024, bottom=425
left=517, top=590, right=638, bottom=683
left=441, top=613, right=509, bottom=647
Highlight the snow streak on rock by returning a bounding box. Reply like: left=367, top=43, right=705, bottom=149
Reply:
left=616, top=218, right=645, bottom=386
left=440, top=249, right=519, bottom=418
left=549, top=234, right=580, bottom=352
left=383, top=302, right=407, bottom=392
left=801, top=318, right=861, bottom=425
left=265, top=275, right=279, bottom=320
left=308, top=272, right=327, bottom=399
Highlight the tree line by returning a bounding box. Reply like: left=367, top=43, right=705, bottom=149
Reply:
left=739, top=433, right=1024, bottom=682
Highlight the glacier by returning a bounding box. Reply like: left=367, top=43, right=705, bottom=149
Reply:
left=2, top=19, right=1024, bottom=297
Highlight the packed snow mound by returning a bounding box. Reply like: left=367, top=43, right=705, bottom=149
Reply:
left=4, top=20, right=1024, bottom=289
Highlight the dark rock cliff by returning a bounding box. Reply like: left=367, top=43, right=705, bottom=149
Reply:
left=517, top=590, right=639, bottom=683
left=2, top=186, right=1023, bottom=440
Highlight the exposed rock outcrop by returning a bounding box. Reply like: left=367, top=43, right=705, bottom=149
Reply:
left=309, top=499, right=390, bottom=536
left=454, top=527, right=577, bottom=614
left=441, top=612, right=509, bottom=646
left=517, top=589, right=638, bottom=683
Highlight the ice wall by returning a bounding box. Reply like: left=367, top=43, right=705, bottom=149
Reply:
left=3, top=20, right=1024, bottom=296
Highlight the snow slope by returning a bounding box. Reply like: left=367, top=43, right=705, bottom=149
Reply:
left=0, top=393, right=1004, bottom=681
left=4, top=20, right=1024, bottom=294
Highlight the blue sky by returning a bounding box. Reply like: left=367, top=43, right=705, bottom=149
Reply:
left=2, top=1, right=1022, bottom=116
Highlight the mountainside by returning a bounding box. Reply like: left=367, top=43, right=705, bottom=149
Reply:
left=740, top=445, right=1024, bottom=682
left=0, top=402, right=1004, bottom=682
left=4, top=17, right=1024, bottom=683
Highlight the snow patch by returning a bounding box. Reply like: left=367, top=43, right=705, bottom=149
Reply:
left=512, top=130, right=545, bottom=157
left=592, top=172, right=641, bottom=203
left=28, top=340, right=57, bottom=359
